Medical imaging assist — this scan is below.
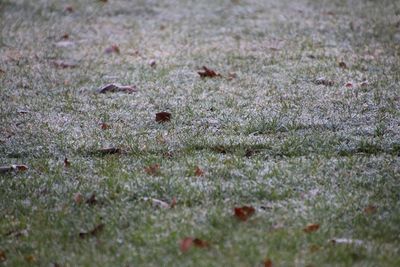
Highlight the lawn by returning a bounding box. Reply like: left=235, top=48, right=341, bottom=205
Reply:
left=1, top=0, right=400, bottom=266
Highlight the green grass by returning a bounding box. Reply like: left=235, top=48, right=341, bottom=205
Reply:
left=1, top=0, right=400, bottom=266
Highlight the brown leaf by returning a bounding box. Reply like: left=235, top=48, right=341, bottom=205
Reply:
left=194, top=166, right=204, bottom=176
left=105, top=44, right=120, bottom=54
left=193, top=238, right=209, bottom=248
left=101, top=123, right=111, bottom=130
left=198, top=66, right=221, bottom=78
left=64, top=157, right=71, bottom=167
left=170, top=197, right=177, bottom=208
left=0, top=250, right=6, bottom=262
left=314, top=77, right=334, bottom=86
left=61, top=33, right=69, bottom=40
left=303, top=223, right=320, bottom=233
left=345, top=82, right=353, bottom=88
left=86, top=192, right=97, bottom=205
left=99, top=83, right=137, bottom=94
left=264, top=258, right=273, bottom=267
left=234, top=206, right=255, bottom=221
left=79, top=223, right=104, bottom=239
left=338, top=61, right=347, bottom=69
left=74, top=192, right=84, bottom=204
left=51, top=60, right=77, bottom=69
left=364, top=205, right=377, bottom=215
left=144, top=164, right=160, bottom=175
left=97, top=147, right=122, bottom=155
left=180, top=237, right=193, bottom=253
left=180, top=237, right=209, bottom=252
left=155, top=112, right=171, bottom=123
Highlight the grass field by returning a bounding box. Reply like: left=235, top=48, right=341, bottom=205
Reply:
left=1, top=0, right=400, bottom=266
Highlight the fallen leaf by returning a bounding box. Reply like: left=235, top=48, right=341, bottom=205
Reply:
left=193, top=238, right=209, bottom=248
left=79, top=223, right=104, bottom=239
left=364, top=205, right=377, bottom=215
left=61, top=33, right=69, bottom=40
left=96, top=147, right=122, bottom=155
left=64, top=5, right=74, bottom=13
left=155, top=112, right=171, bottom=123
left=170, top=197, right=177, bottom=208
left=25, top=255, right=37, bottom=263
left=303, top=223, right=320, bottom=233
left=98, top=83, right=137, bottom=94
left=144, top=163, right=160, bottom=175
left=74, top=193, right=84, bottom=204
left=105, top=44, right=120, bottom=54
left=314, top=77, right=334, bottom=86
left=180, top=237, right=209, bottom=252
left=101, top=123, right=111, bottom=130
left=0, top=250, right=6, bottom=262
left=194, top=166, right=204, bottom=176
left=86, top=192, right=97, bottom=205
left=330, top=238, right=364, bottom=246
left=234, top=206, right=255, bottom=221
left=198, top=66, right=221, bottom=78
left=264, top=258, right=273, bottom=267
left=345, top=82, right=353, bottom=88
left=51, top=60, right=77, bottom=69
left=338, top=61, right=347, bottom=69
left=180, top=237, right=193, bottom=253
left=64, top=157, right=71, bottom=167
left=149, top=59, right=156, bottom=68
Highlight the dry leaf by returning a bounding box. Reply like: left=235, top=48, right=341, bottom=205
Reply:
left=51, top=60, right=77, bottom=69
left=144, top=164, right=160, bottom=175
left=264, top=258, right=273, bottom=267
left=79, top=223, right=104, bottom=238
left=314, top=77, right=334, bottom=86
left=99, top=83, right=137, bottom=94
left=155, top=112, right=171, bottom=123
left=198, top=66, right=221, bottom=78
left=180, top=237, right=209, bottom=252
left=101, top=123, right=111, bottom=130
left=105, top=44, right=120, bottom=54
left=194, top=166, right=204, bottom=176
left=234, top=206, right=255, bottom=221
left=170, top=197, right=177, bottom=208
left=180, top=237, right=193, bottom=253
left=338, top=61, right=347, bottom=69
left=74, top=193, right=84, bottom=204
left=303, top=223, right=320, bottom=233
left=64, top=157, right=71, bottom=167
left=0, top=250, right=6, bottom=262
left=61, top=33, right=69, bottom=40
left=0, top=164, right=28, bottom=173
left=345, top=82, right=353, bottom=88
left=97, top=147, right=122, bottom=155
left=364, top=205, right=377, bottom=215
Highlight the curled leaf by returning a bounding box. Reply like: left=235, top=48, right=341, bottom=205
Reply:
left=303, top=223, right=320, bottom=233
left=79, top=223, right=104, bottom=239
left=198, top=66, right=221, bottom=78
left=101, top=123, right=111, bottom=130
left=234, top=206, right=255, bottom=221
left=155, top=112, right=171, bottom=123
left=99, top=83, right=137, bottom=94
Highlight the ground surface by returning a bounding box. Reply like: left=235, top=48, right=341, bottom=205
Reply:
left=1, top=0, right=400, bottom=266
